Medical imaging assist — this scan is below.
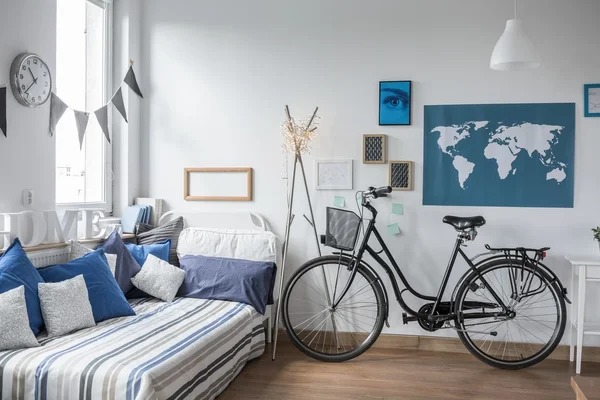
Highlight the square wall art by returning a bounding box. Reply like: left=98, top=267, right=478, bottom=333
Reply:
left=379, top=81, right=412, bottom=126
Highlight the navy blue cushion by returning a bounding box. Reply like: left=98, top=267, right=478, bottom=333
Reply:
left=38, top=249, right=135, bottom=323
left=101, top=231, right=141, bottom=294
left=0, top=238, right=45, bottom=335
left=178, top=255, right=277, bottom=315
left=125, top=240, right=171, bottom=266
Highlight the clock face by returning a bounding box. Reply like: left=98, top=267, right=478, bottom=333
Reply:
left=10, top=53, right=52, bottom=108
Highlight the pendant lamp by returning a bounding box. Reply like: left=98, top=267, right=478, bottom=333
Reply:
left=490, top=0, right=540, bottom=71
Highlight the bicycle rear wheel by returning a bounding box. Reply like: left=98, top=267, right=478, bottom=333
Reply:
left=282, top=256, right=386, bottom=362
left=455, top=259, right=566, bottom=369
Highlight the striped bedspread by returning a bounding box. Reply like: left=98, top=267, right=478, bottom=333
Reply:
left=0, top=298, right=265, bottom=400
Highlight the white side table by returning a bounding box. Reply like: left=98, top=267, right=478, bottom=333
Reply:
left=565, top=256, right=600, bottom=374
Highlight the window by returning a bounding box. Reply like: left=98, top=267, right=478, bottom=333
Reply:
left=55, top=0, right=112, bottom=210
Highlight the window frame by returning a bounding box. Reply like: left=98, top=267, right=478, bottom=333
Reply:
left=55, top=2, right=113, bottom=214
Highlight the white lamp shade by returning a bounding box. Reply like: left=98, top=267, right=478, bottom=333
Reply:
left=490, top=19, right=540, bottom=71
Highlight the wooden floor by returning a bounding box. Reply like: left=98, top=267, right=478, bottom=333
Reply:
left=219, top=342, right=600, bottom=400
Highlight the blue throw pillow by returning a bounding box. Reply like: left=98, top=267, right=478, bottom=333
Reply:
left=38, top=249, right=135, bottom=323
left=0, top=238, right=45, bottom=335
left=101, top=231, right=141, bottom=294
left=125, top=240, right=171, bottom=266
left=178, top=255, right=277, bottom=315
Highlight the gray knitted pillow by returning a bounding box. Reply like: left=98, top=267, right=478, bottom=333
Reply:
left=131, top=254, right=185, bottom=302
left=71, top=241, right=117, bottom=276
left=0, top=286, right=40, bottom=351
left=38, top=275, right=96, bottom=338
left=136, top=217, right=184, bottom=266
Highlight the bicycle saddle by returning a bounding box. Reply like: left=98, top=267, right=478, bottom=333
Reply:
left=443, top=215, right=486, bottom=230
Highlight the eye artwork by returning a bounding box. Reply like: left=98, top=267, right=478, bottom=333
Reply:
left=379, top=81, right=412, bottom=125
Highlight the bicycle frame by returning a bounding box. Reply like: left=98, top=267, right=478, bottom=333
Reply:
left=331, top=202, right=510, bottom=324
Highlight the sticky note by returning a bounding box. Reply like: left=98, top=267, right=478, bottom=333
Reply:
left=392, top=203, right=404, bottom=216
left=387, top=223, right=401, bottom=236
left=334, top=196, right=345, bottom=208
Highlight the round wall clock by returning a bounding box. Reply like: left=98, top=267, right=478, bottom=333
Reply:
left=10, top=53, right=52, bottom=108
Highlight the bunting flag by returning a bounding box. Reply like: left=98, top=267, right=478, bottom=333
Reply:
left=49, top=93, right=68, bottom=136
left=94, top=105, right=111, bottom=144
left=124, top=65, right=143, bottom=98
left=111, top=87, right=128, bottom=123
left=74, top=110, right=90, bottom=149
left=0, top=87, right=6, bottom=137
left=46, top=63, right=143, bottom=146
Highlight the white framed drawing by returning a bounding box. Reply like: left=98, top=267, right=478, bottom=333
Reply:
left=315, top=159, right=353, bottom=190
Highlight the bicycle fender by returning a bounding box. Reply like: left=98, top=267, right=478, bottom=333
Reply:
left=450, top=255, right=571, bottom=311
left=332, top=252, right=391, bottom=325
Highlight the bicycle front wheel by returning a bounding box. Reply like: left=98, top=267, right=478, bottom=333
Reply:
left=455, top=259, right=566, bottom=369
left=282, top=256, right=386, bottom=362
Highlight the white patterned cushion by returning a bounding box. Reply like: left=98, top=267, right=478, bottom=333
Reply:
left=38, top=275, right=96, bottom=338
left=131, top=255, right=185, bottom=302
left=70, top=241, right=117, bottom=276
left=0, top=286, right=40, bottom=351
left=177, top=229, right=277, bottom=262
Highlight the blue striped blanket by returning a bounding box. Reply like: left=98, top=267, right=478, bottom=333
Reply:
left=0, top=298, right=265, bottom=400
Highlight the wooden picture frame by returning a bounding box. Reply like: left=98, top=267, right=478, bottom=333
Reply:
left=362, top=134, right=387, bottom=164
left=184, top=167, right=253, bottom=201
left=389, top=161, right=413, bottom=191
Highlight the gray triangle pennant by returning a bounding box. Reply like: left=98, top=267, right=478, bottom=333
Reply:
left=73, top=110, right=90, bottom=149
left=0, top=87, right=6, bottom=137
left=123, top=66, right=143, bottom=98
left=111, top=87, right=128, bottom=123
left=94, top=105, right=111, bottom=143
left=49, top=93, right=68, bottom=136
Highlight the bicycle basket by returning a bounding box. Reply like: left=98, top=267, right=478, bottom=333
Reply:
left=324, top=207, right=362, bottom=251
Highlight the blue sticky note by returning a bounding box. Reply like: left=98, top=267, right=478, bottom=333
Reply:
left=387, top=223, right=400, bottom=236
left=334, top=196, right=345, bottom=208
left=392, top=203, right=404, bottom=216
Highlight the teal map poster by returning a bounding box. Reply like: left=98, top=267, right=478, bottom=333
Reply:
left=423, top=103, right=575, bottom=208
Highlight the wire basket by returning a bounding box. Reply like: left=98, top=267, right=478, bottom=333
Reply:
left=323, top=207, right=362, bottom=251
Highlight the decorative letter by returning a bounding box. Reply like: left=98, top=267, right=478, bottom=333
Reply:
left=19, top=211, right=46, bottom=247
left=43, top=211, right=65, bottom=244
left=60, top=210, right=79, bottom=241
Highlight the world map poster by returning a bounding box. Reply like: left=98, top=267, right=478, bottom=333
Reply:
left=423, top=103, right=575, bottom=208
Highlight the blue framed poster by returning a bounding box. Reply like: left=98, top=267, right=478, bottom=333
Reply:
left=423, top=103, right=575, bottom=208
left=379, top=81, right=411, bottom=125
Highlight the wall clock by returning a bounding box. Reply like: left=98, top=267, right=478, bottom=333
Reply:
left=10, top=53, right=52, bottom=108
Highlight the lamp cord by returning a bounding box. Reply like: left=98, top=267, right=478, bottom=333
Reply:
left=514, top=0, right=518, bottom=19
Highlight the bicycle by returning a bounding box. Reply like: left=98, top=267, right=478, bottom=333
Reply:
left=282, top=186, right=569, bottom=369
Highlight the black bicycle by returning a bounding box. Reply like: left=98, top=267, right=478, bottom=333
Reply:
left=282, top=186, right=569, bottom=369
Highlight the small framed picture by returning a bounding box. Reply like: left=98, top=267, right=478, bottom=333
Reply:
left=315, top=159, right=353, bottom=190
left=363, top=134, right=387, bottom=164
left=389, top=161, right=413, bottom=191
left=379, top=81, right=412, bottom=126
left=584, top=84, right=600, bottom=117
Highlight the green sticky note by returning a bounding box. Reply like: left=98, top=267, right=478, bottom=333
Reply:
left=392, top=203, right=404, bottom=216
left=387, top=223, right=400, bottom=236
left=334, top=196, right=345, bottom=208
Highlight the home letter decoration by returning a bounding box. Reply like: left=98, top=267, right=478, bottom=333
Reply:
left=18, top=211, right=47, bottom=247
left=60, top=210, right=80, bottom=241
left=43, top=211, right=66, bottom=244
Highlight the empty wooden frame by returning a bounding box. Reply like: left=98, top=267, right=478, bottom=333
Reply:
left=184, top=168, right=253, bottom=201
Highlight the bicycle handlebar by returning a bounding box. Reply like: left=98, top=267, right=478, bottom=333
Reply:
left=366, top=186, right=392, bottom=199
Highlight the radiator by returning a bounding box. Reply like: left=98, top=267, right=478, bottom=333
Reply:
left=28, top=247, right=71, bottom=268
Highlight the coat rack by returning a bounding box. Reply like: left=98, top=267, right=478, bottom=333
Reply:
left=272, top=105, right=324, bottom=360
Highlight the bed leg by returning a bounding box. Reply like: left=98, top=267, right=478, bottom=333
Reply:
left=267, top=316, right=272, bottom=343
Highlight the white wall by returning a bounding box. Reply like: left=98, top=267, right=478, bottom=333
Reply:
left=138, top=0, right=600, bottom=338
left=0, top=0, right=57, bottom=212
